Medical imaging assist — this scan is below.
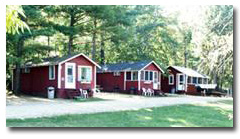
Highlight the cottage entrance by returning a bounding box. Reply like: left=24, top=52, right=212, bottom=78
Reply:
left=177, top=74, right=185, bottom=91
left=153, top=71, right=159, bottom=89
left=65, top=63, right=76, bottom=89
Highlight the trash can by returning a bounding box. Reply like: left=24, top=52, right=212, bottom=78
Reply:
left=171, top=88, right=175, bottom=94
left=48, top=87, right=55, bottom=99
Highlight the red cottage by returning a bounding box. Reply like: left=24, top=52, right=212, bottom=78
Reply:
left=161, top=66, right=217, bottom=95
left=15, top=53, right=101, bottom=98
left=97, top=60, right=164, bottom=94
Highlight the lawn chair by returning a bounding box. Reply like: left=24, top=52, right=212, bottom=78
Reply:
left=147, top=88, right=154, bottom=96
left=82, top=90, right=88, bottom=99
left=142, top=88, right=148, bottom=96
left=92, top=88, right=101, bottom=94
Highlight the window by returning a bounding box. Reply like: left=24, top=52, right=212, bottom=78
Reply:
left=203, top=78, right=208, bottom=84
left=150, top=72, right=153, bottom=80
left=22, top=68, right=30, bottom=73
left=145, top=71, right=149, bottom=80
left=198, top=78, right=202, bottom=84
left=141, top=71, right=144, bottom=80
left=132, top=72, right=138, bottom=80
left=179, top=75, right=184, bottom=83
left=78, top=66, right=92, bottom=83
left=169, top=75, right=174, bottom=85
left=49, top=65, right=55, bottom=80
left=67, top=65, right=73, bottom=83
left=187, top=76, right=192, bottom=83
left=193, top=77, right=197, bottom=84
left=154, top=72, right=158, bottom=83
left=126, top=72, right=132, bottom=80
left=113, top=72, right=121, bottom=76
left=144, top=71, right=153, bottom=81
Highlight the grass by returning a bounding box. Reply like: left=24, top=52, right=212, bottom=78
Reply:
left=6, top=100, right=233, bottom=127
left=73, top=97, right=107, bottom=102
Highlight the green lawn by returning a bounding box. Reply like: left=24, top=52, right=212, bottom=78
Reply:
left=6, top=100, right=233, bottom=127
left=73, top=97, right=107, bottom=102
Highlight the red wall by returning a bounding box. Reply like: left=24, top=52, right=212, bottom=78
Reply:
left=126, top=81, right=138, bottom=91
left=97, top=72, right=124, bottom=92
left=97, top=62, right=162, bottom=94
left=140, top=63, right=162, bottom=91
left=20, top=65, right=58, bottom=97
left=186, top=84, right=198, bottom=95
left=161, top=67, right=199, bottom=94
left=18, top=55, right=98, bottom=99
left=161, top=67, right=180, bottom=93
left=57, top=55, right=96, bottom=98
left=60, top=55, right=96, bottom=90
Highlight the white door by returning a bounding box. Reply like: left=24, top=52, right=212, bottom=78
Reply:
left=177, top=74, right=185, bottom=91
left=65, top=63, right=76, bottom=89
left=153, top=71, right=159, bottom=90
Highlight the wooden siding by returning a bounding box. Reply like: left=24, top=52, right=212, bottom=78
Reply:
left=97, top=72, right=125, bottom=92
left=60, top=55, right=95, bottom=90
left=97, top=62, right=162, bottom=94
left=20, top=65, right=58, bottom=97
left=161, top=67, right=181, bottom=93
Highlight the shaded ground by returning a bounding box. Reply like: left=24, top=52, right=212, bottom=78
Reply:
left=6, top=100, right=233, bottom=127
left=6, top=93, right=232, bottom=119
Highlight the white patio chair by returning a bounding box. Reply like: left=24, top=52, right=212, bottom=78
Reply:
left=147, top=88, right=154, bottom=96
left=79, top=88, right=83, bottom=97
left=142, top=88, right=148, bottom=96
left=92, top=88, right=101, bottom=94
left=82, top=90, right=88, bottom=99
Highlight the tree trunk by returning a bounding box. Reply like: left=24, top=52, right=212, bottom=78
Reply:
left=184, top=48, right=187, bottom=68
left=48, top=36, right=50, bottom=56
left=100, top=33, right=105, bottom=65
left=92, top=17, right=97, bottom=61
left=14, top=37, right=24, bottom=95
left=68, top=14, right=75, bottom=55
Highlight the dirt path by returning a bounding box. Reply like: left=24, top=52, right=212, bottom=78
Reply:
left=6, top=93, right=232, bottom=119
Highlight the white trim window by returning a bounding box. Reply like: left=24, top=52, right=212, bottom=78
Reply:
left=113, top=71, right=121, bottom=76
left=22, top=68, right=30, bottom=73
left=169, top=74, right=174, bottom=85
left=126, top=72, right=132, bottom=80
left=141, top=71, right=144, bottom=80
left=192, top=77, right=197, bottom=84
left=187, top=76, right=192, bottom=84
left=132, top=71, right=138, bottom=81
left=49, top=65, right=55, bottom=80
left=126, top=71, right=138, bottom=81
left=78, top=66, right=92, bottom=83
left=144, top=71, right=152, bottom=81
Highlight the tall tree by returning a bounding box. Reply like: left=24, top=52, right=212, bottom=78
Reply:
left=199, top=5, right=233, bottom=90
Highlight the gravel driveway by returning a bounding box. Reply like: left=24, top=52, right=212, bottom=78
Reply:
left=6, top=93, right=232, bottom=119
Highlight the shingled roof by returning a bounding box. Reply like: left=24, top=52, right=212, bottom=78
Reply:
left=98, top=60, right=163, bottom=72
left=169, top=66, right=209, bottom=78
left=24, top=53, right=100, bottom=68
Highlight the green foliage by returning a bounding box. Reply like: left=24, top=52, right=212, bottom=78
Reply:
left=6, top=5, right=30, bottom=34
left=6, top=5, right=233, bottom=91
left=199, top=5, right=233, bottom=89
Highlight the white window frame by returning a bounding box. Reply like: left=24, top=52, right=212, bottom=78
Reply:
left=132, top=71, right=138, bottom=81
left=49, top=65, right=55, bottom=80
left=187, top=76, right=192, bottom=84
left=126, top=71, right=138, bottom=81
left=78, top=65, right=92, bottom=84
left=113, top=71, right=121, bottom=76
left=144, top=70, right=153, bottom=81
left=178, top=74, right=185, bottom=85
left=169, top=74, right=174, bottom=85
left=192, top=77, right=197, bottom=84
